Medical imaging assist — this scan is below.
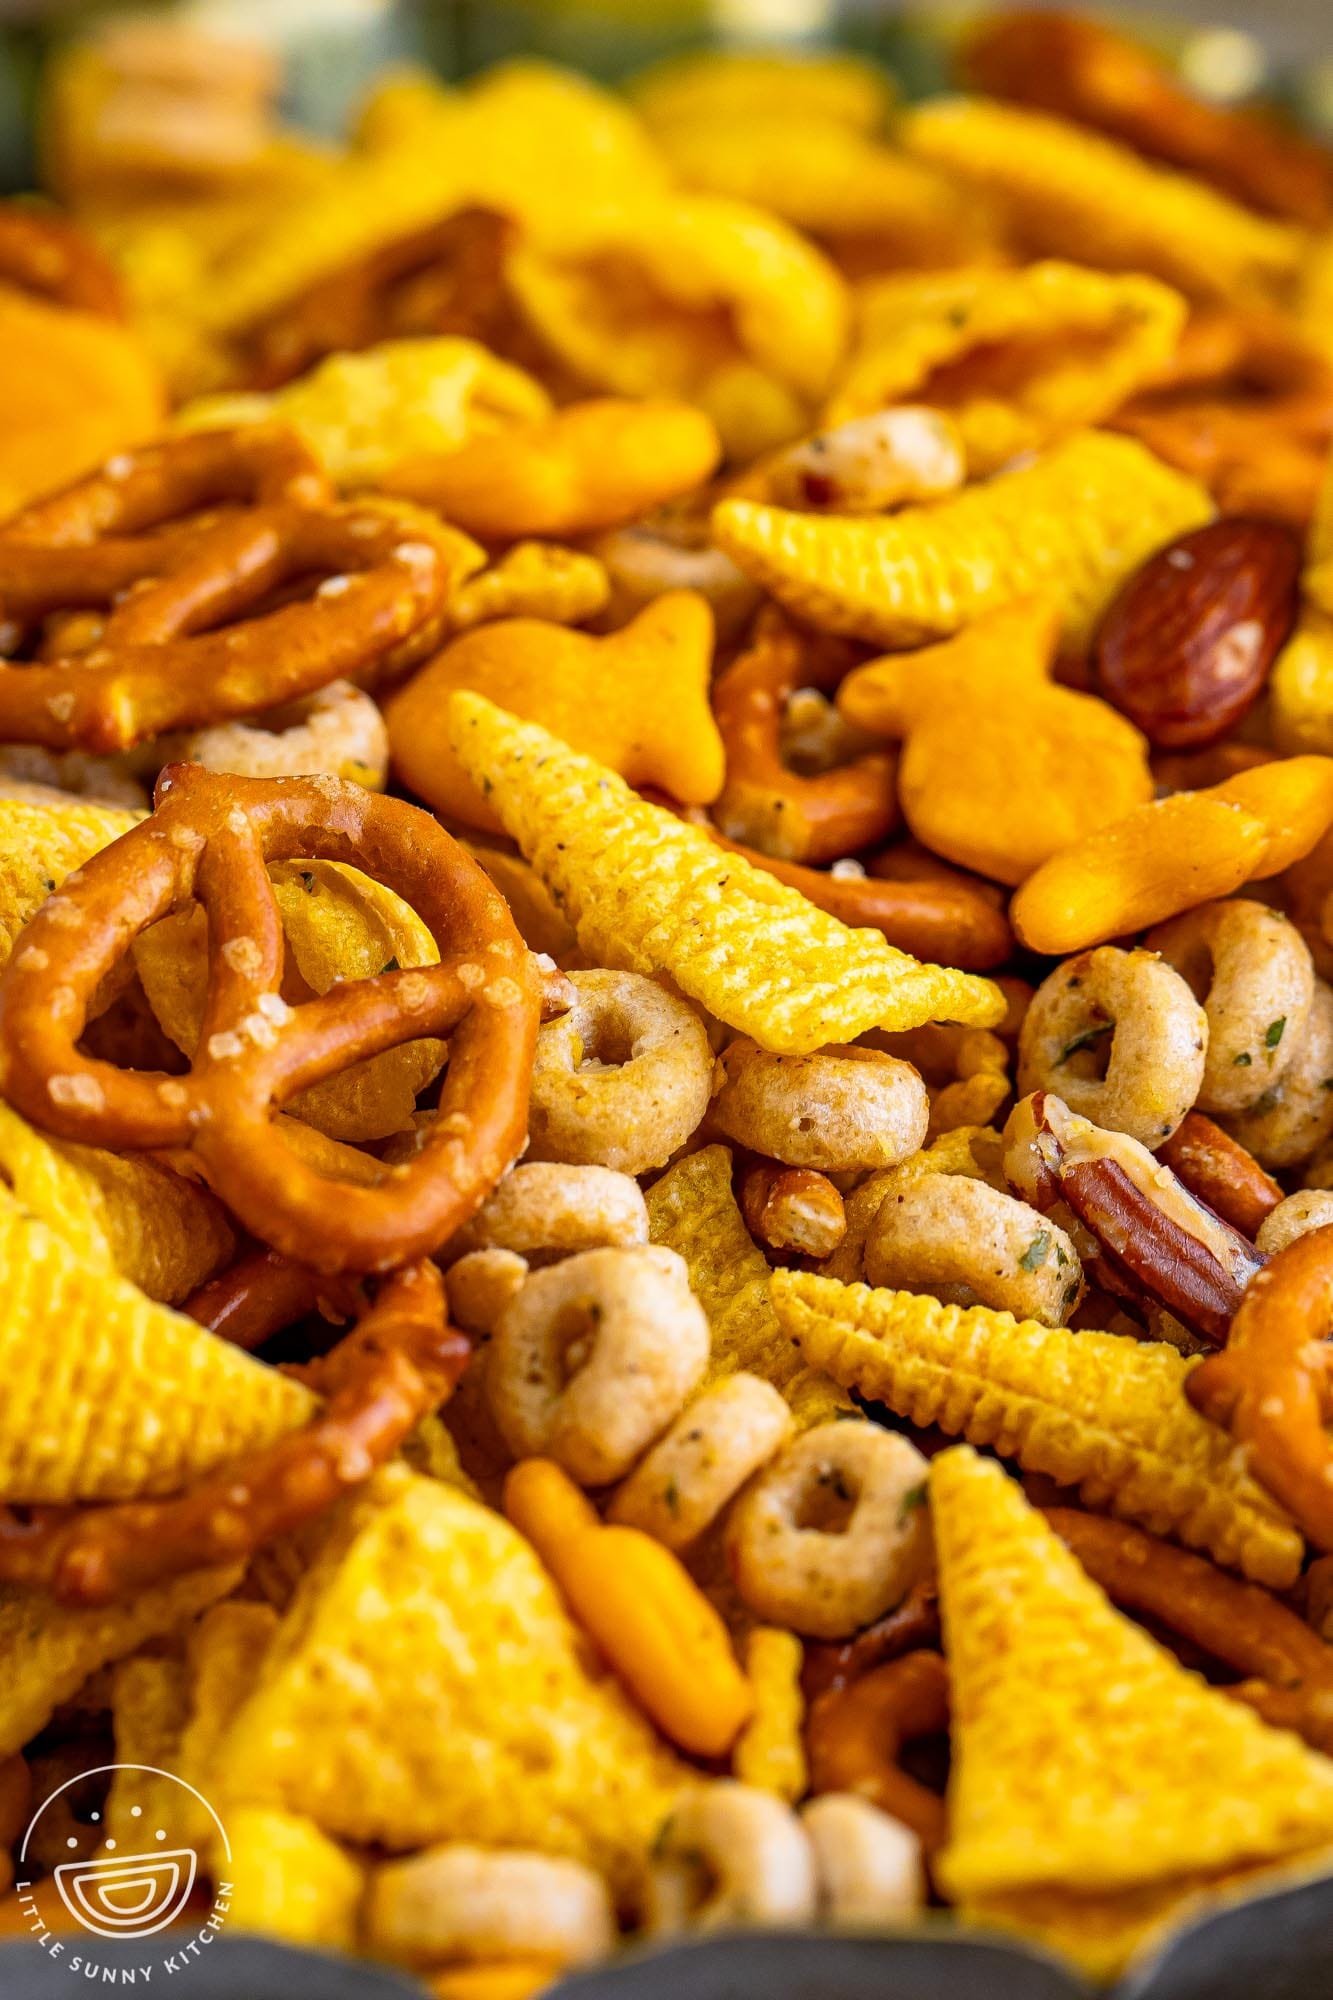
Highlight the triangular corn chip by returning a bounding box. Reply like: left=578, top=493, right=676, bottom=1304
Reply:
left=0, top=796, right=139, bottom=967
left=932, top=1449, right=1333, bottom=1975
left=447, top=694, right=1002, bottom=1052
left=0, top=1563, right=239, bottom=1760
left=210, top=1468, right=682, bottom=1892
left=0, top=1183, right=312, bottom=1503
left=769, top=1271, right=1301, bottom=1587
left=225, top=1807, right=363, bottom=1951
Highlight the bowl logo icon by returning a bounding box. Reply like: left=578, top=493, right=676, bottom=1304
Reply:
left=54, top=1846, right=198, bottom=1939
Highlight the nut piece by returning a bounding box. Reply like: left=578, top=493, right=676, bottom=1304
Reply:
left=1093, top=518, right=1302, bottom=750
left=739, top=1161, right=847, bottom=1259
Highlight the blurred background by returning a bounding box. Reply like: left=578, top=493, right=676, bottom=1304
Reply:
left=0, top=0, right=1328, bottom=199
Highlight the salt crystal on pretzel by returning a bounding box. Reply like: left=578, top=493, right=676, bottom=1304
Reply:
left=209, top=1465, right=683, bottom=1892
left=931, top=1448, right=1333, bottom=1980
left=770, top=1270, right=1302, bottom=1587
left=446, top=695, right=1002, bottom=1051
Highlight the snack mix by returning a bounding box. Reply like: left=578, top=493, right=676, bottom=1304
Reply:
left=7, top=9, right=1333, bottom=1992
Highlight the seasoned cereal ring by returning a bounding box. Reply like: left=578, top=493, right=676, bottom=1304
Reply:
left=174, top=681, right=389, bottom=789
left=645, top=1783, right=817, bottom=1934
left=592, top=517, right=761, bottom=642
left=1017, top=946, right=1206, bottom=1148
left=726, top=1421, right=932, bottom=1640
left=712, top=1038, right=928, bottom=1174
left=1255, top=1190, right=1333, bottom=1256
left=802, top=1793, right=926, bottom=1921
left=863, top=1173, right=1082, bottom=1328
left=763, top=409, right=965, bottom=514
left=487, top=1246, right=709, bottom=1485
left=444, top=1248, right=530, bottom=1337
left=365, top=1844, right=615, bottom=1970
left=1145, top=901, right=1314, bottom=1114
left=1223, top=979, right=1333, bottom=1170
left=739, top=1160, right=847, bottom=1259
left=528, top=970, right=713, bottom=1176
left=449, top=1162, right=648, bottom=1264
left=804, top=1651, right=950, bottom=1848
left=608, top=1372, right=793, bottom=1550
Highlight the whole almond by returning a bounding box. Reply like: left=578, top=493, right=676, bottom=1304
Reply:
left=1092, top=517, right=1301, bottom=750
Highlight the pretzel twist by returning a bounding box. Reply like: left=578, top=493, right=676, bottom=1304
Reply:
left=805, top=1650, right=950, bottom=1848
left=0, top=205, right=127, bottom=318
left=1188, top=1226, right=1333, bottom=1548
left=0, top=1259, right=467, bottom=1605
left=0, top=430, right=459, bottom=752
left=0, top=763, right=541, bottom=1272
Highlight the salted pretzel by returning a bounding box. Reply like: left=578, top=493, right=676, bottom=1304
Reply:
left=711, top=613, right=898, bottom=865
left=1188, top=1227, right=1333, bottom=1549
left=805, top=1649, right=950, bottom=1848
left=0, top=1259, right=469, bottom=1605
left=0, top=763, right=541, bottom=1272
left=242, top=207, right=517, bottom=389
left=0, top=428, right=464, bottom=752
left=1157, top=1112, right=1283, bottom=1242
left=0, top=204, right=126, bottom=319
left=185, top=1243, right=324, bottom=1350
left=1044, top=1508, right=1333, bottom=1753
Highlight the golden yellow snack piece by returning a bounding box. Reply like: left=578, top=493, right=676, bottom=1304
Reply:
left=646, top=1144, right=803, bottom=1395
left=770, top=1272, right=1301, bottom=1587
left=210, top=1467, right=683, bottom=1890
left=0, top=1100, right=233, bottom=1305
left=652, top=113, right=990, bottom=271
left=464, top=845, right=578, bottom=964
left=177, top=337, right=550, bottom=487
left=0, top=292, right=165, bottom=522
left=628, top=48, right=895, bottom=134
left=507, top=196, right=848, bottom=458
left=388, top=593, right=724, bottom=834
left=104, top=1654, right=193, bottom=1847
left=383, top=399, right=720, bottom=542
left=427, top=1964, right=560, bottom=2000
left=0, top=1180, right=313, bottom=1504
left=931, top=1447, right=1333, bottom=1977
left=733, top=1626, right=807, bottom=1802
left=0, top=1563, right=238, bottom=1760
left=134, top=857, right=446, bottom=1143
left=1011, top=756, right=1333, bottom=954
left=0, top=795, right=139, bottom=968
left=447, top=543, right=610, bottom=636
left=178, top=1602, right=281, bottom=1805
left=1271, top=456, right=1333, bottom=754
left=447, top=696, right=1003, bottom=1052
left=901, top=97, right=1307, bottom=306
left=828, top=263, right=1187, bottom=472
left=226, top=1807, right=364, bottom=1951
left=712, top=432, right=1212, bottom=650
left=839, top=598, right=1152, bottom=885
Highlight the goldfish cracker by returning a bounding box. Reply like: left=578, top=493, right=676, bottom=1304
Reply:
left=504, top=1457, right=752, bottom=1759
left=1012, top=756, right=1333, bottom=954
left=838, top=598, right=1152, bottom=884
left=382, top=399, right=720, bottom=542
left=387, top=595, right=724, bottom=834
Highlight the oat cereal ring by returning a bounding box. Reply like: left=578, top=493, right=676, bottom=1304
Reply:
left=607, top=1372, right=793, bottom=1550
left=739, top=1160, right=847, bottom=1260
left=364, top=1845, right=615, bottom=1971
left=448, top=1162, right=648, bottom=1266
left=1223, top=979, right=1333, bottom=1170
left=802, top=1794, right=926, bottom=1921
left=726, top=1421, right=932, bottom=1640
left=1256, top=1191, right=1333, bottom=1256
left=712, top=1039, right=928, bottom=1174
left=591, top=515, right=761, bottom=642
left=174, top=681, right=389, bottom=790
left=762, top=409, right=965, bottom=514
left=645, top=1783, right=817, bottom=1935
left=444, top=1248, right=530, bottom=1337
left=1016, top=946, right=1207, bottom=1149
left=863, top=1174, right=1083, bottom=1328
left=1145, top=901, right=1315, bottom=1115
left=487, top=1245, right=709, bottom=1485
left=527, top=970, right=714, bottom=1176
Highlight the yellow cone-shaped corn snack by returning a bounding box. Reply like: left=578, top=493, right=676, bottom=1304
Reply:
left=0, top=1181, right=313, bottom=1504
left=447, top=696, right=1002, bottom=1051
left=770, top=1271, right=1301, bottom=1587
left=0, top=796, right=139, bottom=968
left=932, top=1447, right=1333, bottom=1977
left=210, top=1467, right=683, bottom=1893
left=712, top=432, right=1211, bottom=649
